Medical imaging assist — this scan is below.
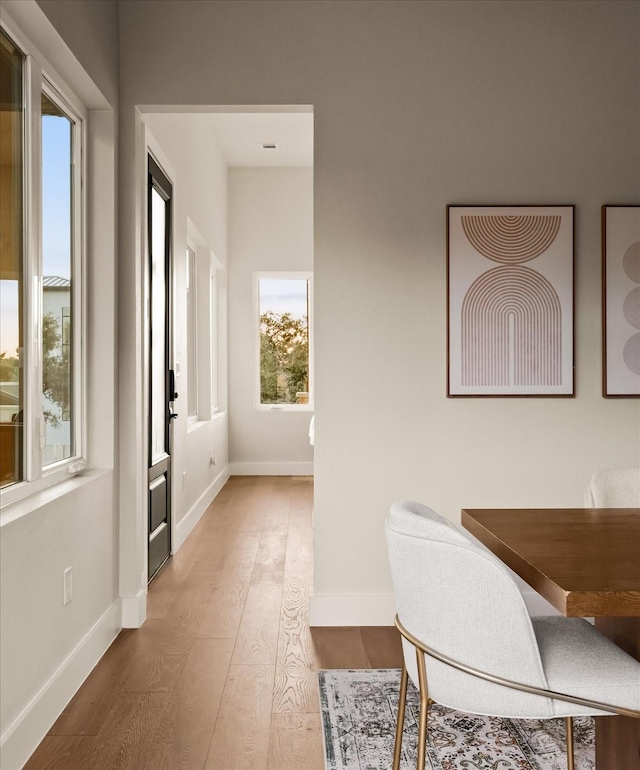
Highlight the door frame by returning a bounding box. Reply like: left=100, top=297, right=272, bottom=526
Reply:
left=143, top=130, right=177, bottom=576
left=146, top=151, right=174, bottom=580
left=120, top=117, right=178, bottom=626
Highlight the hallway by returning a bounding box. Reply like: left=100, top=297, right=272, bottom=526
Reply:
left=24, top=476, right=401, bottom=769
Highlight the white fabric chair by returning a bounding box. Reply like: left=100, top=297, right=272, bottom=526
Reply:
left=585, top=466, right=640, bottom=507
left=385, top=500, right=640, bottom=770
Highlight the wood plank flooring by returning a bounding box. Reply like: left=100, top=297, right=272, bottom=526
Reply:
left=24, top=475, right=402, bottom=770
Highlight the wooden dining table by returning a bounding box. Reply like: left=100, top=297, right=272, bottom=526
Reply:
left=461, top=507, right=640, bottom=770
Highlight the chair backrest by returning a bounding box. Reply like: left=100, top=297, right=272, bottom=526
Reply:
left=585, top=466, right=640, bottom=507
left=386, top=501, right=554, bottom=718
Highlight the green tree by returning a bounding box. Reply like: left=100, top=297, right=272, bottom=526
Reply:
left=259, top=311, right=308, bottom=404
left=42, top=312, right=70, bottom=427
left=0, top=351, right=19, bottom=382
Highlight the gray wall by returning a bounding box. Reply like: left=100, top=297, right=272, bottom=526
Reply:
left=116, top=0, right=639, bottom=622
left=36, top=0, right=119, bottom=109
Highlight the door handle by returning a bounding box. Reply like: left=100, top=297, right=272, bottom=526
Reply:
left=169, top=369, right=178, bottom=401
left=169, top=409, right=179, bottom=421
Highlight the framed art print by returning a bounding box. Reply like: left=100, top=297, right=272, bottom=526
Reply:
left=602, top=205, right=640, bottom=397
left=447, top=205, right=574, bottom=396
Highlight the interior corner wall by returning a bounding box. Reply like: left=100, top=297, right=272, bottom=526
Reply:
left=118, top=0, right=640, bottom=626
left=228, top=167, right=314, bottom=473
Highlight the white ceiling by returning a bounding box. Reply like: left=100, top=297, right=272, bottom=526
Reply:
left=147, top=111, right=313, bottom=168
left=208, top=112, right=313, bottom=168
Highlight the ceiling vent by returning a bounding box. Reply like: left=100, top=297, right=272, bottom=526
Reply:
left=260, top=142, right=278, bottom=151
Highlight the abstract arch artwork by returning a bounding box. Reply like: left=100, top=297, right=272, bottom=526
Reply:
left=603, top=205, right=640, bottom=397
left=448, top=206, right=574, bottom=396
left=461, top=266, right=561, bottom=386
left=461, top=215, right=561, bottom=264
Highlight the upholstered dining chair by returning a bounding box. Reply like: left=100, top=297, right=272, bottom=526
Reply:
left=585, top=466, right=640, bottom=507
left=385, top=501, right=640, bottom=770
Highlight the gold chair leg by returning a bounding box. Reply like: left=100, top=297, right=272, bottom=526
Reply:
left=565, top=716, right=574, bottom=770
left=416, top=649, right=430, bottom=770
left=392, top=666, right=408, bottom=770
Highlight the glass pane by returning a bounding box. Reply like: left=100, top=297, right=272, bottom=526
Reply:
left=42, top=92, right=73, bottom=466
left=0, top=31, right=24, bottom=488
left=259, top=278, right=309, bottom=405
left=150, top=186, right=167, bottom=462
left=186, top=246, right=197, bottom=417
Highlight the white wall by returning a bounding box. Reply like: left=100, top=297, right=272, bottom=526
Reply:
left=143, top=113, right=230, bottom=549
left=0, top=2, right=118, bottom=767
left=0, top=473, right=119, bottom=768
left=117, top=0, right=640, bottom=626
left=228, top=168, right=314, bottom=474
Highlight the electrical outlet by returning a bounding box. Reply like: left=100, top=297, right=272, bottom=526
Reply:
left=63, top=567, right=72, bottom=605
left=210, top=453, right=216, bottom=467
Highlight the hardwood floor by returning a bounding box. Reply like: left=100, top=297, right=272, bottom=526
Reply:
left=24, top=476, right=402, bottom=770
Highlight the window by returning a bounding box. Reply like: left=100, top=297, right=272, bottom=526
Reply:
left=210, top=269, right=218, bottom=413
left=186, top=219, right=221, bottom=423
left=42, top=90, right=76, bottom=466
left=0, top=24, right=84, bottom=500
left=186, top=245, right=197, bottom=420
left=256, top=273, right=312, bottom=410
left=0, top=29, right=24, bottom=489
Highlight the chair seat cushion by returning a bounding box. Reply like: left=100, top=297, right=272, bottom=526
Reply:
left=532, top=616, right=640, bottom=716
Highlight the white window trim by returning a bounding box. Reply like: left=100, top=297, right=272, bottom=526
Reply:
left=0, top=18, right=86, bottom=509
left=185, top=217, right=223, bottom=425
left=210, top=267, right=219, bottom=414
left=254, top=271, right=314, bottom=412
left=185, top=241, right=198, bottom=425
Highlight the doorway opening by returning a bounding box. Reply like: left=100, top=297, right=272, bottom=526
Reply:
left=138, top=107, right=314, bottom=589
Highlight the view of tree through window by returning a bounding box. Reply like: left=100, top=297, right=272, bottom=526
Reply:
left=42, top=92, right=73, bottom=465
left=259, top=277, right=310, bottom=405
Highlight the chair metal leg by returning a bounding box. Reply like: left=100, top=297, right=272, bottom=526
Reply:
left=392, top=666, right=408, bottom=770
left=565, top=716, right=574, bottom=770
left=416, top=648, right=430, bottom=770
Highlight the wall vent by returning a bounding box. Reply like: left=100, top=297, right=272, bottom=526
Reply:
left=260, top=142, right=278, bottom=150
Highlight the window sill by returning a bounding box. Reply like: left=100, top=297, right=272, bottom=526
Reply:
left=186, top=411, right=227, bottom=433
left=255, top=405, right=314, bottom=413
left=0, top=468, right=112, bottom=528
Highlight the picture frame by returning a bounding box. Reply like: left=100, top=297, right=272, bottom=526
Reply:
left=447, top=205, right=575, bottom=397
left=602, top=205, right=640, bottom=397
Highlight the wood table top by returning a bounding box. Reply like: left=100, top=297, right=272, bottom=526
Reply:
left=461, top=507, right=640, bottom=617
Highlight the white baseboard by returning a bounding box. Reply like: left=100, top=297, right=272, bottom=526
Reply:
left=229, top=461, right=314, bottom=476
left=174, top=466, right=230, bottom=551
left=309, top=590, right=561, bottom=628
left=309, top=593, right=397, bottom=626
left=0, top=599, right=121, bottom=770
left=121, top=587, right=147, bottom=629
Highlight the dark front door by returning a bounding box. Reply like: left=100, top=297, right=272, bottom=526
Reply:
left=147, top=154, right=175, bottom=580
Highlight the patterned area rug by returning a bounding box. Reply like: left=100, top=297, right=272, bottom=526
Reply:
left=318, top=669, right=595, bottom=770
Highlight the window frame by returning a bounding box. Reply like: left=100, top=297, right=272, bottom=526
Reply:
left=210, top=267, right=219, bottom=414
left=0, top=19, right=86, bottom=508
left=254, top=271, right=313, bottom=412
left=185, top=241, right=198, bottom=424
